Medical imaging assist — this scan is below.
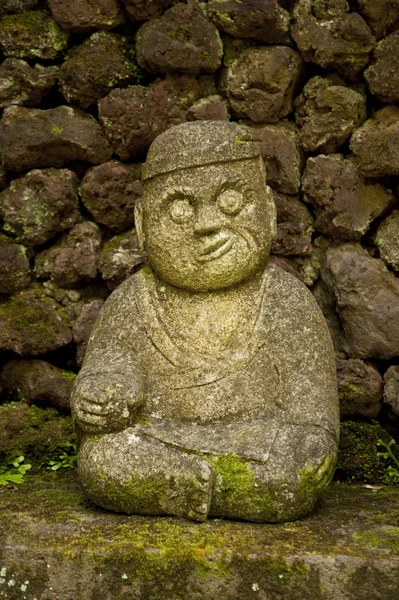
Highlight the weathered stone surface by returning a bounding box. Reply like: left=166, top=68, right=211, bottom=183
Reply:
left=1, top=474, right=399, bottom=600
left=0, top=241, right=30, bottom=294
left=271, top=192, right=313, bottom=256
left=226, top=46, right=303, bottom=123
left=312, top=278, right=346, bottom=355
left=73, top=299, right=104, bottom=367
left=59, top=32, right=138, bottom=109
left=365, top=31, right=399, bottom=103
left=41, top=282, right=86, bottom=327
left=0, top=59, right=58, bottom=110
left=375, top=210, right=399, bottom=271
left=357, top=0, right=399, bottom=39
left=269, top=254, right=303, bottom=281
left=324, top=244, right=399, bottom=359
left=350, top=106, right=399, bottom=177
left=384, top=365, right=399, bottom=418
left=48, top=0, right=124, bottom=32
left=0, top=0, right=38, bottom=18
left=80, top=161, right=143, bottom=233
left=122, top=0, right=172, bottom=22
left=35, top=222, right=101, bottom=288
left=0, top=166, right=6, bottom=190
left=0, top=10, right=69, bottom=60
left=0, top=359, right=75, bottom=412
left=99, top=75, right=199, bottom=159
left=208, top=0, right=290, bottom=45
left=302, top=155, right=393, bottom=241
left=73, top=121, right=339, bottom=523
left=0, top=168, right=80, bottom=246
left=291, top=0, right=375, bottom=80
left=337, top=358, right=382, bottom=419
left=99, top=229, right=146, bottom=289
left=251, top=122, right=302, bottom=194
left=136, top=2, right=223, bottom=75
left=294, top=76, right=367, bottom=154
left=295, top=235, right=330, bottom=288
left=187, top=95, right=229, bottom=122
left=0, top=285, right=72, bottom=356
left=0, top=105, right=113, bottom=172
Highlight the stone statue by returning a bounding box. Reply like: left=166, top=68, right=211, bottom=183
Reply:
left=71, top=121, right=339, bottom=523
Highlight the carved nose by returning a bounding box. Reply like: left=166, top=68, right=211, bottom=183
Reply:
left=193, top=204, right=222, bottom=236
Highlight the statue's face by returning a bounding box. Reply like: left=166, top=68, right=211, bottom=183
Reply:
left=142, top=157, right=276, bottom=291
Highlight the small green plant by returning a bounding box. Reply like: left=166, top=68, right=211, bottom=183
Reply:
left=377, top=439, right=399, bottom=485
left=0, top=455, right=32, bottom=485
left=47, top=442, right=77, bottom=471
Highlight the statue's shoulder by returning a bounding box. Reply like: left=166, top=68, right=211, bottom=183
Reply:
left=98, top=266, right=154, bottom=322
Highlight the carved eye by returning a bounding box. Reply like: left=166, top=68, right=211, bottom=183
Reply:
left=217, top=189, right=245, bottom=216
left=169, top=198, right=194, bottom=224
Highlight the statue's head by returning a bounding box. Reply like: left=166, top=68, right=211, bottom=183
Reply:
left=137, top=121, right=277, bottom=292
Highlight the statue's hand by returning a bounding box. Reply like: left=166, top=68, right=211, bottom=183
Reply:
left=72, top=372, right=145, bottom=434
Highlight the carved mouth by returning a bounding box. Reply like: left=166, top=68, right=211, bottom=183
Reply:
left=197, top=236, right=233, bottom=263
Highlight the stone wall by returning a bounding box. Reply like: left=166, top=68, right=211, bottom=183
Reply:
left=1, top=0, right=399, bottom=475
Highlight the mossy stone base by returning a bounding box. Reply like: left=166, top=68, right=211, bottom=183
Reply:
left=1, top=472, right=399, bottom=599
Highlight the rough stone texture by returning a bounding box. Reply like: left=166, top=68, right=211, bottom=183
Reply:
left=207, top=0, right=291, bottom=45
left=357, top=0, right=399, bottom=39
left=187, top=95, right=229, bottom=122
left=136, top=2, right=223, bottom=75
left=324, top=244, right=399, bottom=359
left=0, top=285, right=72, bottom=356
left=384, top=365, right=399, bottom=418
left=251, top=122, right=302, bottom=194
left=98, top=75, right=199, bottom=159
left=312, top=278, right=346, bottom=355
left=0, top=105, right=113, bottom=172
left=80, top=161, right=143, bottom=233
left=73, top=299, right=105, bottom=367
left=122, top=0, right=172, bottom=22
left=294, top=76, right=367, bottom=154
left=0, top=166, right=6, bottom=190
left=1, top=474, right=399, bottom=600
left=350, top=106, right=399, bottom=177
left=271, top=192, right=313, bottom=257
left=337, top=358, right=383, bottom=419
left=365, top=31, right=399, bottom=103
left=0, top=359, right=75, bottom=412
left=302, top=155, right=393, bottom=241
left=99, top=229, right=146, bottom=289
left=0, top=168, right=80, bottom=246
left=0, top=240, right=30, bottom=294
left=226, top=46, right=303, bottom=123
left=0, top=9, right=69, bottom=60
left=59, top=32, right=139, bottom=109
left=0, top=59, right=58, bottom=109
left=35, top=222, right=101, bottom=288
left=375, top=210, right=399, bottom=272
left=48, top=0, right=125, bottom=33
left=0, top=0, right=38, bottom=18
left=72, top=121, right=339, bottom=523
left=291, top=0, right=376, bottom=80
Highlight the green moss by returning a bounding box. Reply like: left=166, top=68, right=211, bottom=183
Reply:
left=60, top=370, right=77, bottom=382
left=201, top=50, right=211, bottom=62
left=353, top=527, right=399, bottom=553
left=166, top=25, right=192, bottom=42
left=50, top=124, right=63, bottom=135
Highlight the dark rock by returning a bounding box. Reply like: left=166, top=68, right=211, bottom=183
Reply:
left=1, top=359, right=75, bottom=412
left=0, top=9, right=69, bottom=61
left=0, top=105, right=113, bottom=172
left=99, top=229, right=146, bottom=289
left=291, top=0, right=375, bottom=80
left=295, top=235, right=330, bottom=287
left=207, top=0, right=290, bottom=45
left=187, top=95, right=229, bottom=121
left=356, top=0, right=399, bottom=39
left=0, top=241, right=31, bottom=294
left=73, top=299, right=104, bottom=367
left=365, top=31, right=399, bottom=103
left=136, top=2, right=223, bottom=75
left=59, top=32, right=139, bottom=109
left=0, top=168, right=80, bottom=246
left=324, top=244, right=399, bottom=359
left=122, top=0, right=172, bottom=22
left=48, top=0, right=125, bottom=33
left=271, top=192, right=313, bottom=257
left=350, top=106, right=399, bottom=177
left=251, top=122, right=302, bottom=194
left=337, top=358, right=383, bottom=419
left=0, top=0, right=38, bottom=18
left=384, top=365, right=399, bottom=418
left=0, top=166, right=6, bottom=190
left=35, top=222, right=101, bottom=289
left=226, top=46, right=303, bottom=123
left=99, top=75, right=199, bottom=159
left=375, top=210, right=399, bottom=272
left=312, top=278, right=346, bottom=355
left=294, top=76, right=366, bottom=154
left=302, top=155, right=393, bottom=241
left=80, top=161, right=143, bottom=233
left=269, top=255, right=303, bottom=281
left=0, top=285, right=72, bottom=356
left=41, top=282, right=84, bottom=326
left=0, top=59, right=58, bottom=110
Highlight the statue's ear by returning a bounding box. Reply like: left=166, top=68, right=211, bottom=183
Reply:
left=266, top=185, right=278, bottom=241
left=135, top=199, right=145, bottom=250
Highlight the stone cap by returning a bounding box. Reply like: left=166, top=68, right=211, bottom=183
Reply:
left=142, top=121, right=261, bottom=181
